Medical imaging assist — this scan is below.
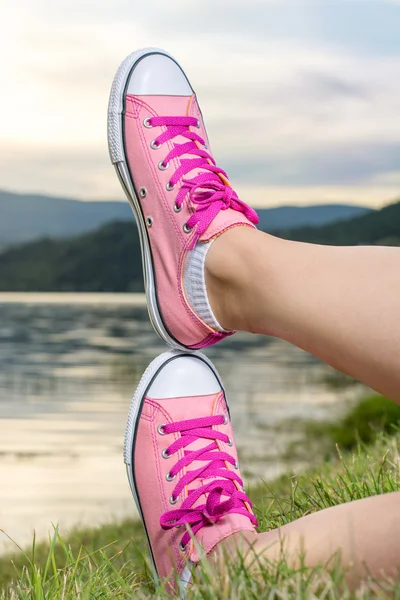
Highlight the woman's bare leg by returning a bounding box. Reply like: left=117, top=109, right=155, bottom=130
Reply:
left=221, top=492, right=400, bottom=588
left=206, top=228, right=400, bottom=584
left=206, top=227, right=400, bottom=402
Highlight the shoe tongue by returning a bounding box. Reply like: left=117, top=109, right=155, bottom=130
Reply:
left=137, top=95, right=256, bottom=242
left=138, top=93, right=223, bottom=188
left=158, top=393, right=223, bottom=474
left=136, top=94, right=194, bottom=148
left=137, top=94, right=192, bottom=114
left=157, top=392, right=221, bottom=419
left=159, top=393, right=229, bottom=489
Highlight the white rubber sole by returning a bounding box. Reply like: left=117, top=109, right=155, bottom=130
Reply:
left=107, top=48, right=189, bottom=351
left=123, top=350, right=226, bottom=593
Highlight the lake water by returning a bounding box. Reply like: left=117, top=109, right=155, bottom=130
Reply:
left=0, top=293, right=366, bottom=554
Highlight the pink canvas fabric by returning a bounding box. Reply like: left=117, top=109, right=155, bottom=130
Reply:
left=132, top=389, right=257, bottom=586
left=123, top=81, right=258, bottom=348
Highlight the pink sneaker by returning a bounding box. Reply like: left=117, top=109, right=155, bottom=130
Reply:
left=108, top=49, right=258, bottom=350
left=124, top=350, right=257, bottom=593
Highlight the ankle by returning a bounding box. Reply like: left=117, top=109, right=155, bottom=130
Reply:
left=205, top=227, right=259, bottom=331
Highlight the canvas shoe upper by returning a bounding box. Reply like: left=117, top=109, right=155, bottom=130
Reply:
left=124, top=351, right=257, bottom=593
left=108, top=49, right=258, bottom=350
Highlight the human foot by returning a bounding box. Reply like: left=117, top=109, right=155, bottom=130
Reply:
left=124, top=350, right=257, bottom=593
left=108, top=49, right=258, bottom=349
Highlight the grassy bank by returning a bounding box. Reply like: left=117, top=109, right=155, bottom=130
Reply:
left=284, top=394, right=400, bottom=465
left=1, top=401, right=400, bottom=598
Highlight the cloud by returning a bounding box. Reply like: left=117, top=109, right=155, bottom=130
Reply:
left=224, top=142, right=400, bottom=187
left=202, top=46, right=400, bottom=172
left=0, top=0, right=399, bottom=207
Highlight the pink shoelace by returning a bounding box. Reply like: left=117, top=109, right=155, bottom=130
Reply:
left=159, top=414, right=258, bottom=550
left=146, top=116, right=259, bottom=249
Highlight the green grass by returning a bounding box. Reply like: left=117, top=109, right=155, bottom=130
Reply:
left=306, top=394, right=400, bottom=451
left=1, top=415, right=400, bottom=598
left=282, top=395, right=400, bottom=466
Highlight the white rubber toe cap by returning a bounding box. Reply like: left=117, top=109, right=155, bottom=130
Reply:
left=126, top=51, right=193, bottom=96
left=148, top=355, right=222, bottom=399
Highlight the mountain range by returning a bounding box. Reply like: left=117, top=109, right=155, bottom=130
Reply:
left=0, top=189, right=372, bottom=244
left=0, top=199, right=397, bottom=293
left=279, top=200, right=400, bottom=246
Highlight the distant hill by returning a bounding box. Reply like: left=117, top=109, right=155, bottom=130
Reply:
left=256, top=204, right=372, bottom=231
left=0, top=222, right=143, bottom=292
left=0, top=189, right=372, bottom=244
left=0, top=201, right=397, bottom=292
left=0, top=190, right=134, bottom=244
left=279, top=200, right=400, bottom=246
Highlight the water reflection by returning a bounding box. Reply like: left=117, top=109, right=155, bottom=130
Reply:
left=0, top=294, right=365, bottom=553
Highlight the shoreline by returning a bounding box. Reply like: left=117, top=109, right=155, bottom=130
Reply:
left=0, top=292, right=147, bottom=306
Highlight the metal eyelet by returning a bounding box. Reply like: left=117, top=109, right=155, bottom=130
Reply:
left=158, top=160, right=169, bottom=171
left=179, top=542, right=186, bottom=551
left=173, top=203, right=182, bottom=213
left=234, top=460, right=239, bottom=469
left=196, top=119, right=200, bottom=129
left=170, top=495, right=178, bottom=505
left=183, top=223, right=192, bottom=234
left=143, top=118, right=153, bottom=128
left=227, top=437, right=233, bottom=447
left=166, top=472, right=175, bottom=482
left=139, top=188, right=147, bottom=198
left=203, top=144, right=208, bottom=150
left=157, top=424, right=166, bottom=435
left=146, top=216, right=153, bottom=228
left=223, top=414, right=228, bottom=425
left=150, top=140, right=160, bottom=150
left=166, top=181, right=175, bottom=192
left=161, top=448, right=170, bottom=459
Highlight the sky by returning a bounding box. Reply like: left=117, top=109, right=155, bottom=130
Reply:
left=1, top=0, right=400, bottom=208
